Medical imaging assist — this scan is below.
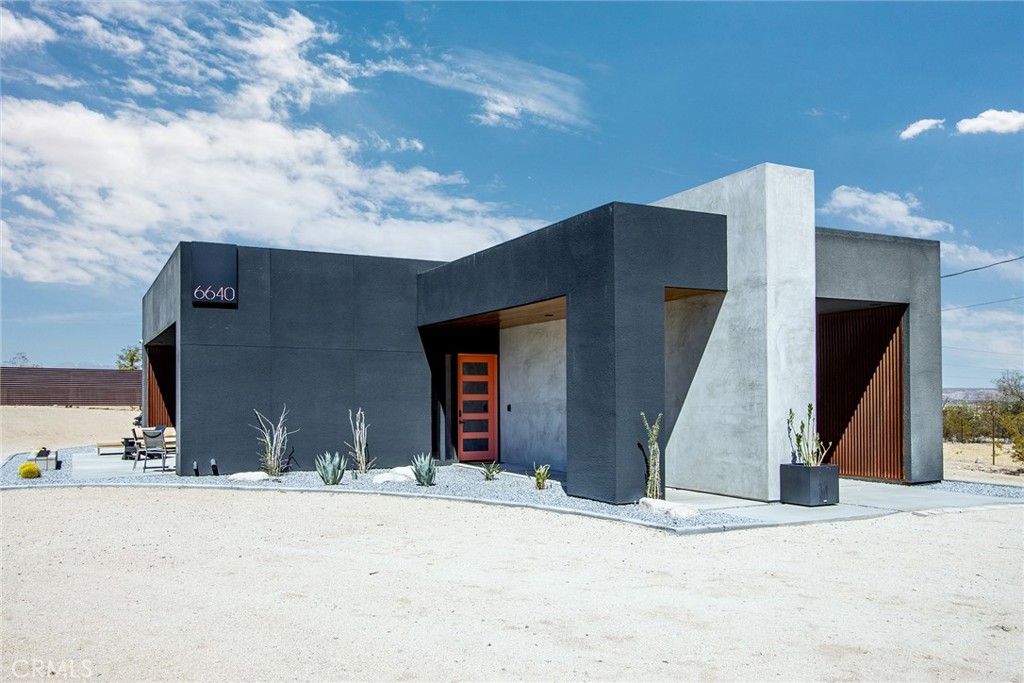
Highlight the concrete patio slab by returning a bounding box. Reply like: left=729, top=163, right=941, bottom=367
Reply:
left=71, top=448, right=175, bottom=480
left=667, top=477, right=1022, bottom=528
left=665, top=488, right=767, bottom=509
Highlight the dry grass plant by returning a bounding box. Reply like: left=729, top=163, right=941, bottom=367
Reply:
left=252, top=406, right=298, bottom=477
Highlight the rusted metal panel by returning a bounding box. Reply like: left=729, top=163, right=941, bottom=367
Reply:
left=817, top=305, right=905, bottom=481
left=145, top=346, right=175, bottom=428
left=0, top=367, right=142, bottom=406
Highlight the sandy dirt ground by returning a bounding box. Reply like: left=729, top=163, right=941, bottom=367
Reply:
left=944, top=441, right=1024, bottom=486
left=1, top=409, right=1022, bottom=680
left=0, top=406, right=138, bottom=458
left=1, top=487, right=1021, bottom=682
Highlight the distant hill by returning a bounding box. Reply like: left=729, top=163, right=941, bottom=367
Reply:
left=943, top=388, right=997, bottom=403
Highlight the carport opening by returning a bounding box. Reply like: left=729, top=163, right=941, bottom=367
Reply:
left=816, top=300, right=907, bottom=481
left=145, top=324, right=176, bottom=429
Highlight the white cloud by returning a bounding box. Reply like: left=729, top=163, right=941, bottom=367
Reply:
left=14, top=195, right=55, bottom=217
left=366, top=133, right=425, bottom=153
left=0, top=98, right=542, bottom=285
left=223, top=10, right=355, bottom=119
left=30, top=72, right=86, bottom=89
left=941, top=242, right=1024, bottom=281
left=956, top=109, right=1024, bottom=135
left=942, top=307, right=1024, bottom=362
left=378, top=49, right=591, bottom=131
left=126, top=78, right=157, bottom=96
left=0, top=7, right=57, bottom=49
left=899, top=118, right=945, bottom=140
left=820, top=186, right=954, bottom=238
left=70, top=14, right=145, bottom=55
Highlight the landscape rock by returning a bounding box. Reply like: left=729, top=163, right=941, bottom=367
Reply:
left=388, top=466, right=416, bottom=481
left=639, top=497, right=700, bottom=519
left=228, top=471, right=270, bottom=482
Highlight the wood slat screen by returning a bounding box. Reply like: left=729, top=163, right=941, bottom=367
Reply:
left=145, top=346, right=175, bottom=428
left=0, top=367, right=141, bottom=406
left=817, top=304, right=906, bottom=481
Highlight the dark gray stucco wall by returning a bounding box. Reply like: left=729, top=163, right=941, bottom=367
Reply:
left=142, top=245, right=182, bottom=427
left=815, top=228, right=943, bottom=482
left=418, top=203, right=727, bottom=503
left=157, top=242, right=442, bottom=475
left=142, top=245, right=181, bottom=344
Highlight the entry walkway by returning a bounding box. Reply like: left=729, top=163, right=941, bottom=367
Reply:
left=666, top=478, right=1022, bottom=526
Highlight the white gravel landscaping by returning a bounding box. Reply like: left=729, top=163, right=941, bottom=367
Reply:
left=0, top=447, right=762, bottom=531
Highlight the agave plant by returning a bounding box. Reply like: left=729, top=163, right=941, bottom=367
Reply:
left=315, top=451, right=347, bottom=485
left=411, top=452, right=436, bottom=486
left=481, top=461, right=501, bottom=481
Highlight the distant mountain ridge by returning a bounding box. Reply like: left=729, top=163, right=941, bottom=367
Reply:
left=943, top=388, right=997, bottom=403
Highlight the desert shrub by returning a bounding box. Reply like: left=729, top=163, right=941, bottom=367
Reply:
left=640, top=411, right=663, bottom=499
left=1000, top=412, right=1024, bottom=465
left=481, top=461, right=501, bottom=481
left=19, top=462, right=41, bottom=479
left=315, top=451, right=347, bottom=485
left=533, top=463, right=551, bottom=490
left=251, top=406, right=298, bottom=477
left=787, top=404, right=831, bottom=466
left=411, top=453, right=436, bottom=486
left=346, top=408, right=374, bottom=474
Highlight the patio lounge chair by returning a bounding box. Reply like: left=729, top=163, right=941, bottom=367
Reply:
left=134, top=428, right=172, bottom=472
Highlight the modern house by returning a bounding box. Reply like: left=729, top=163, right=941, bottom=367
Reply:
left=142, top=163, right=943, bottom=504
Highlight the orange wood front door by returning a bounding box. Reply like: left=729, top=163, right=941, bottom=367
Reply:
left=457, top=354, right=498, bottom=462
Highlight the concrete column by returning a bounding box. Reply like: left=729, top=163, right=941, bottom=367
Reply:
left=653, top=163, right=816, bottom=500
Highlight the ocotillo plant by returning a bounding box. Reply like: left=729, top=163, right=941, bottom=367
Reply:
left=346, top=408, right=373, bottom=473
left=640, top=411, right=663, bottom=499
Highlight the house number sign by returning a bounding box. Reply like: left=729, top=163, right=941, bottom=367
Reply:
left=191, top=242, right=238, bottom=307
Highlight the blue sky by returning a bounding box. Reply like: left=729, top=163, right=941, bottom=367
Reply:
left=1, top=1, right=1021, bottom=387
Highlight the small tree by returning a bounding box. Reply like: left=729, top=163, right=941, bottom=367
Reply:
left=995, top=370, right=1024, bottom=464
left=4, top=352, right=31, bottom=367
left=994, top=370, right=1024, bottom=413
left=116, top=344, right=142, bottom=370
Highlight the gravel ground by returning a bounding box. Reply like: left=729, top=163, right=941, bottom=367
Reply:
left=0, top=449, right=761, bottom=530
left=0, top=446, right=79, bottom=486
left=921, top=479, right=1024, bottom=499
left=6, top=448, right=1020, bottom=530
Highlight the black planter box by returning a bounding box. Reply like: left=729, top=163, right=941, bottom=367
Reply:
left=780, top=463, right=839, bottom=506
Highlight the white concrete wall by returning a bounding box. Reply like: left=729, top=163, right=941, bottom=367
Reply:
left=654, top=163, right=817, bottom=500
left=499, top=320, right=567, bottom=471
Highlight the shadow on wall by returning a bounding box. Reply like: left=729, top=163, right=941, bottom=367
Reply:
left=664, top=291, right=726, bottom=447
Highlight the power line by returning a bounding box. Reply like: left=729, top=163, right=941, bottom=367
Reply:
left=941, top=255, right=1023, bottom=278
left=944, top=362, right=1021, bottom=371
left=942, top=295, right=1024, bottom=311
left=943, top=345, right=1024, bottom=357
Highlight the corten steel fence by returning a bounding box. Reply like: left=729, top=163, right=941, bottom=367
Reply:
left=816, top=304, right=906, bottom=481
left=0, top=367, right=141, bottom=406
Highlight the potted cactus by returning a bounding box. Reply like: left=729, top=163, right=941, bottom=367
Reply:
left=780, top=404, right=838, bottom=506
